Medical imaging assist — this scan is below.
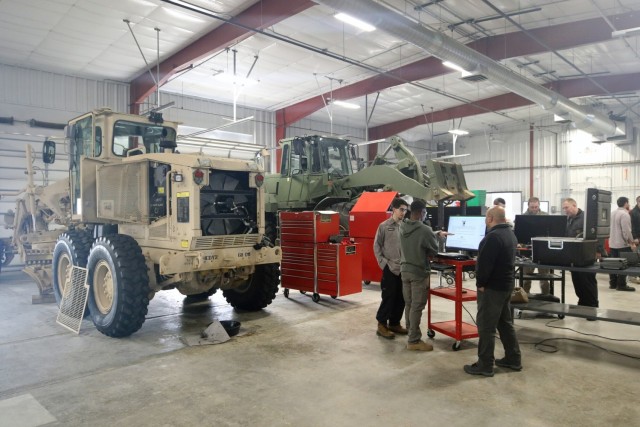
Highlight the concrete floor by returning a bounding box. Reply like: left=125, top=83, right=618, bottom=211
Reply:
left=1, top=266, right=639, bottom=427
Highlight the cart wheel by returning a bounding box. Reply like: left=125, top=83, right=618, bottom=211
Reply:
left=427, top=329, right=435, bottom=338
left=363, top=281, right=371, bottom=285
left=300, top=290, right=307, bottom=295
left=446, top=277, right=454, bottom=285
left=468, top=272, right=476, bottom=279
left=283, top=288, right=289, bottom=298
left=312, top=293, right=320, bottom=303
left=452, top=341, right=461, bottom=351
left=558, top=314, right=565, bottom=319
left=331, top=295, right=337, bottom=299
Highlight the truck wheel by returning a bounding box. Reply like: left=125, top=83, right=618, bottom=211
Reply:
left=223, top=263, right=280, bottom=311
left=86, top=235, right=150, bottom=337
left=52, top=230, right=93, bottom=304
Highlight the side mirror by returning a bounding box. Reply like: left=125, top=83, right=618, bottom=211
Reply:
left=42, top=140, right=56, bottom=164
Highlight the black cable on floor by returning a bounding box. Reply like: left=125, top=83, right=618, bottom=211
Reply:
left=515, top=318, right=640, bottom=359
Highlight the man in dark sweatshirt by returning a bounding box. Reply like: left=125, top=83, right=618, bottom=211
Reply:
left=399, top=199, right=442, bottom=351
left=464, top=206, right=521, bottom=377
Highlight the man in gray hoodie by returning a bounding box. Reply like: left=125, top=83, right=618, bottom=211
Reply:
left=399, top=199, right=443, bottom=351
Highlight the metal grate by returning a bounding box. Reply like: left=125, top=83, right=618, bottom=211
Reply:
left=193, top=234, right=260, bottom=250
left=56, top=266, right=89, bottom=334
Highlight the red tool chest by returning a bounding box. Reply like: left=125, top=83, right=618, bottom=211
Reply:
left=280, top=211, right=362, bottom=302
left=279, top=211, right=340, bottom=243
left=348, top=191, right=397, bottom=283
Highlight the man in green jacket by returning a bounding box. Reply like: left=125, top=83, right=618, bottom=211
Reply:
left=399, top=199, right=444, bottom=351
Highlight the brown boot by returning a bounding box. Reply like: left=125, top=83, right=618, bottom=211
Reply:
left=387, top=324, right=408, bottom=335
left=376, top=322, right=395, bottom=339
left=407, top=340, right=433, bottom=351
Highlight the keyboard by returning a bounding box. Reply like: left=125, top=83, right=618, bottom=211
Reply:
left=437, top=252, right=470, bottom=261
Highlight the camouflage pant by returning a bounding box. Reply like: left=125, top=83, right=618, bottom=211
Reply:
left=522, top=267, right=550, bottom=294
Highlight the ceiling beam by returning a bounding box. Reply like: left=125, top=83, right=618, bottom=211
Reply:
left=129, top=0, right=315, bottom=112
left=276, top=11, right=640, bottom=128
left=367, top=72, right=640, bottom=140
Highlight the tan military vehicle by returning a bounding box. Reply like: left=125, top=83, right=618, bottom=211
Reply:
left=3, top=109, right=281, bottom=337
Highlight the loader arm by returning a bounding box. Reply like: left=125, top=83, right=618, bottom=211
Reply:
left=338, top=165, right=454, bottom=202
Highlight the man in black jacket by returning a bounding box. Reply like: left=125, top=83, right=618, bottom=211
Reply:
left=464, top=206, right=521, bottom=377
left=562, top=198, right=599, bottom=306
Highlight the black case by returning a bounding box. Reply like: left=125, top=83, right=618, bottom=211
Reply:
left=531, top=237, right=597, bottom=267
left=600, top=258, right=628, bottom=270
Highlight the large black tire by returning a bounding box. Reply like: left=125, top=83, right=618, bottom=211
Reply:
left=86, top=234, right=150, bottom=337
left=223, top=263, right=280, bottom=311
left=51, top=229, right=94, bottom=304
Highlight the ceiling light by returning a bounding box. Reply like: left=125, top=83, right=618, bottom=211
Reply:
left=332, top=100, right=361, bottom=109
left=612, top=26, right=640, bottom=38
left=442, top=60, right=476, bottom=79
left=334, top=13, right=376, bottom=32
left=448, top=129, right=469, bottom=136
left=442, top=61, right=467, bottom=73
left=213, top=72, right=258, bottom=87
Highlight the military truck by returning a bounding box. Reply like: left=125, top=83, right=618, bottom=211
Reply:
left=264, top=134, right=474, bottom=234
left=3, top=108, right=281, bottom=337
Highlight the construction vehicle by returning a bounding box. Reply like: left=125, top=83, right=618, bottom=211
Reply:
left=264, top=134, right=474, bottom=235
left=2, top=108, right=281, bottom=337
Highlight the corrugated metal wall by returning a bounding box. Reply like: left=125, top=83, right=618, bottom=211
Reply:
left=0, top=64, right=130, bottom=241
left=459, top=116, right=640, bottom=214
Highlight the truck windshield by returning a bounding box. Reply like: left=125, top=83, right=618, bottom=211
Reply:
left=112, top=121, right=177, bottom=157
left=320, top=140, right=353, bottom=176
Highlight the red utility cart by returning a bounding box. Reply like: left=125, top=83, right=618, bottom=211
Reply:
left=427, top=257, right=478, bottom=350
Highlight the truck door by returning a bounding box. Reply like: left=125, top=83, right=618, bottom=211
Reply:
left=69, top=115, right=94, bottom=216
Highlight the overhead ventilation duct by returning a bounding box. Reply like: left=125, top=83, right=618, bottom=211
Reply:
left=313, top=0, right=626, bottom=140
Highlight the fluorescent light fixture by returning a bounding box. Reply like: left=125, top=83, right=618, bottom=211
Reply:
left=332, top=100, right=361, bottom=110
left=335, top=12, right=375, bottom=32
left=612, top=26, right=640, bottom=38
left=442, top=61, right=467, bottom=73
left=448, top=129, right=469, bottom=136
left=442, top=60, right=476, bottom=78
left=213, top=72, right=258, bottom=87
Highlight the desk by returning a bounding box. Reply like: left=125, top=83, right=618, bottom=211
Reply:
left=513, top=261, right=640, bottom=326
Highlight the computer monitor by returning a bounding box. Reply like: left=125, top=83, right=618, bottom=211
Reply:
left=445, top=216, right=487, bottom=252
left=514, top=214, right=566, bottom=245
left=521, top=200, right=549, bottom=214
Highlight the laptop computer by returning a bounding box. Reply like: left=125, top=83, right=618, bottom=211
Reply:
left=619, top=251, right=640, bottom=266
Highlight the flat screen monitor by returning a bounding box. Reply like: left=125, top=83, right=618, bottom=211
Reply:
left=521, top=201, right=549, bottom=214
left=426, top=206, right=484, bottom=230
left=445, top=216, right=487, bottom=252
left=486, top=191, right=522, bottom=223
left=514, top=214, right=566, bottom=245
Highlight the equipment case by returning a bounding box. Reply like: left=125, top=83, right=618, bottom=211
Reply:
left=600, top=258, right=628, bottom=270
left=531, top=237, right=597, bottom=267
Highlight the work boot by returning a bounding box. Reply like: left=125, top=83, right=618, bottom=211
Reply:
left=376, top=322, right=395, bottom=339
left=463, top=362, right=494, bottom=377
left=495, top=358, right=522, bottom=371
left=617, top=285, right=636, bottom=292
left=406, top=340, right=433, bottom=351
left=387, top=324, right=408, bottom=335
